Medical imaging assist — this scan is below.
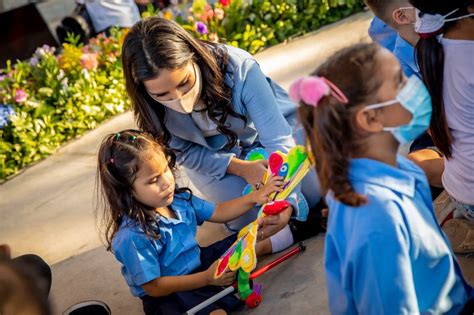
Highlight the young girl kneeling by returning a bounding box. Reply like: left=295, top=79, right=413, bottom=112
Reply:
left=292, top=43, right=473, bottom=314
left=96, top=130, right=284, bottom=315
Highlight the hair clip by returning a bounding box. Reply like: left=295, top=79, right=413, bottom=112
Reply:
left=322, top=77, right=349, bottom=104
left=130, top=135, right=137, bottom=142
left=114, top=132, right=121, bottom=140
left=289, top=76, right=348, bottom=107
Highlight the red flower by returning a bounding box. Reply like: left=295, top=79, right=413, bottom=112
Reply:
left=219, top=0, right=231, bottom=7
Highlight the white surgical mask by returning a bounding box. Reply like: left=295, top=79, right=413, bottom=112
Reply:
left=401, top=7, right=474, bottom=34
left=151, top=63, right=202, bottom=114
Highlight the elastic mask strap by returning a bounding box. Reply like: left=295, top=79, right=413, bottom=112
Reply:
left=364, top=99, right=398, bottom=111
left=445, top=12, right=474, bottom=22
left=443, top=8, right=460, bottom=19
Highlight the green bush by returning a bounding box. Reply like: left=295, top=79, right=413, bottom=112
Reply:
left=181, top=0, right=365, bottom=54
left=0, top=0, right=364, bottom=181
left=0, top=31, right=129, bottom=180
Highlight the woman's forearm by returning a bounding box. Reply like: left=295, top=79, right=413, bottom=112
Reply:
left=227, top=157, right=247, bottom=177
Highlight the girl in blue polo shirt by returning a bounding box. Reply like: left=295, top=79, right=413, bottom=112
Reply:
left=96, top=129, right=285, bottom=315
left=291, top=43, right=473, bottom=314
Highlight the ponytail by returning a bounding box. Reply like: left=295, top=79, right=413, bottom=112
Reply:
left=415, top=36, right=453, bottom=157
left=311, top=101, right=367, bottom=207
left=409, top=0, right=474, bottom=157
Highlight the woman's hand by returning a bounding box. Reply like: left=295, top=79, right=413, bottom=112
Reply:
left=252, top=175, right=284, bottom=205
left=206, top=260, right=236, bottom=287
left=228, top=157, right=268, bottom=189
left=256, top=206, right=292, bottom=241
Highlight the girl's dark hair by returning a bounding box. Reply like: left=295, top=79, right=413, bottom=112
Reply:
left=0, top=256, right=51, bottom=315
left=96, top=129, right=191, bottom=251
left=298, top=43, right=383, bottom=207
left=409, top=0, right=474, bottom=158
left=122, top=17, right=246, bottom=148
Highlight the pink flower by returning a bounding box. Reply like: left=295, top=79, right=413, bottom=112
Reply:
left=219, top=0, right=231, bottom=7
left=196, top=12, right=208, bottom=22
left=214, top=8, right=225, bottom=20
left=205, top=7, right=214, bottom=19
left=15, top=89, right=28, bottom=103
left=289, top=77, right=329, bottom=107
left=80, top=53, right=99, bottom=70
left=82, top=45, right=91, bottom=54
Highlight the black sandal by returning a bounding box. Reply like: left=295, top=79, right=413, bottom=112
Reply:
left=289, top=199, right=327, bottom=242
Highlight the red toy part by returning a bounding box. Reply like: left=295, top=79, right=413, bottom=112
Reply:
left=216, top=254, right=230, bottom=277
left=263, top=200, right=290, bottom=216
left=245, top=293, right=262, bottom=308
left=245, top=284, right=263, bottom=309
left=269, top=154, right=283, bottom=176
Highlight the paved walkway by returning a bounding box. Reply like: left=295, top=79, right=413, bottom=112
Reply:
left=1, top=12, right=472, bottom=315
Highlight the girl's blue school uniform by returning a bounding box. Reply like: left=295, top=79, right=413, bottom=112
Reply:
left=112, top=192, right=215, bottom=297
left=112, top=192, right=242, bottom=314
left=325, top=156, right=472, bottom=314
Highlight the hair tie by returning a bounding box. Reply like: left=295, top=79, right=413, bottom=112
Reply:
left=289, top=76, right=348, bottom=107
left=418, top=29, right=444, bottom=39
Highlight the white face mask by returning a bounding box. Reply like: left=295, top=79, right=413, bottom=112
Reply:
left=400, top=6, right=474, bottom=34
left=152, top=63, right=202, bottom=114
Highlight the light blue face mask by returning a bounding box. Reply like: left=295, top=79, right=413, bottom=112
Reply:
left=364, top=75, right=432, bottom=145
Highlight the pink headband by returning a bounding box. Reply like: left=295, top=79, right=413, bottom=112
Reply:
left=289, top=76, right=348, bottom=107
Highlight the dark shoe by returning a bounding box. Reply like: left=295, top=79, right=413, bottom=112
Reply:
left=63, top=300, right=111, bottom=315
left=289, top=200, right=326, bottom=242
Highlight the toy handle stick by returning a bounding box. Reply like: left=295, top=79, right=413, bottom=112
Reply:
left=186, top=242, right=306, bottom=315
left=249, top=241, right=306, bottom=280
left=186, top=286, right=235, bottom=315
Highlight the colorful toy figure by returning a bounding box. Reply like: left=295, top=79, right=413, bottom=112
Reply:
left=214, top=145, right=313, bottom=308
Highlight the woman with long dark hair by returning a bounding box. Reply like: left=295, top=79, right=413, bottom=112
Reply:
left=121, top=17, right=322, bottom=253
left=408, top=0, right=474, bottom=253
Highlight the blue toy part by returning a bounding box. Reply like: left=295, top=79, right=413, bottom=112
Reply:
left=295, top=192, right=309, bottom=221
left=242, top=184, right=253, bottom=196
left=278, top=162, right=289, bottom=179
left=242, top=148, right=269, bottom=196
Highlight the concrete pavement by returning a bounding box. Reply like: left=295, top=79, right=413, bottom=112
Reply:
left=1, top=11, right=472, bottom=315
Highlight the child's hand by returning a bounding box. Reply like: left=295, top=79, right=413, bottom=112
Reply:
left=206, top=260, right=236, bottom=287
left=257, top=205, right=292, bottom=241
left=253, top=175, right=285, bottom=205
